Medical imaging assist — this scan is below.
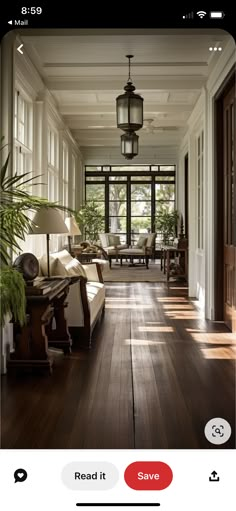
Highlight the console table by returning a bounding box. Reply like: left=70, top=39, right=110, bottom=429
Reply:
left=160, top=246, right=188, bottom=282
left=7, top=278, right=73, bottom=374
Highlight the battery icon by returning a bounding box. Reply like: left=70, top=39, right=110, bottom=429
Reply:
left=210, top=11, right=225, bottom=18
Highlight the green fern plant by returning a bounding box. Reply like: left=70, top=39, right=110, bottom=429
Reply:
left=0, top=267, right=26, bottom=326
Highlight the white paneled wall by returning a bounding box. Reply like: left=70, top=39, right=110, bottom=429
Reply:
left=6, top=43, right=84, bottom=259
left=177, top=39, right=235, bottom=319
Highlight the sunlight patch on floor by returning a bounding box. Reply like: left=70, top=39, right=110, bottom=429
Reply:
left=124, top=338, right=166, bottom=345
left=138, top=326, right=174, bottom=332
left=162, top=304, right=194, bottom=310
left=201, top=347, right=236, bottom=359
left=169, top=286, right=189, bottom=290
left=165, top=311, right=201, bottom=319
left=190, top=332, right=236, bottom=344
left=157, top=297, right=188, bottom=302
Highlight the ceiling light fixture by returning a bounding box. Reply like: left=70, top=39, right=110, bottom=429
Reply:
left=121, top=131, right=139, bottom=160
left=116, top=55, right=143, bottom=133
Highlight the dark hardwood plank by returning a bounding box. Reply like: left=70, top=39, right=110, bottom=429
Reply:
left=1, top=282, right=235, bottom=449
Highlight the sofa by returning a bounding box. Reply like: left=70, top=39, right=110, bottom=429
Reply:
left=38, top=250, right=105, bottom=349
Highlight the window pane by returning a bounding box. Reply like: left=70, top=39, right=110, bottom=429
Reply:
left=155, top=183, right=175, bottom=201
left=155, top=202, right=175, bottom=215
left=131, top=201, right=151, bottom=216
left=131, top=217, right=151, bottom=232
left=86, top=166, right=102, bottom=171
left=109, top=183, right=127, bottom=200
left=109, top=176, right=127, bottom=181
left=111, top=165, right=150, bottom=171
left=155, top=176, right=175, bottom=182
left=131, top=176, right=152, bottom=181
left=131, top=184, right=151, bottom=200
left=109, top=217, right=127, bottom=232
left=109, top=201, right=127, bottom=216
left=86, top=201, right=105, bottom=216
left=86, top=184, right=105, bottom=201
left=159, top=165, right=175, bottom=171
left=86, top=176, right=105, bottom=182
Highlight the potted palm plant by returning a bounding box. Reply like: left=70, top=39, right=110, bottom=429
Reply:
left=156, top=209, right=179, bottom=245
left=75, top=201, right=104, bottom=244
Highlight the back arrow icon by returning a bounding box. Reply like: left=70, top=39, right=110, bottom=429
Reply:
left=17, top=44, right=24, bottom=54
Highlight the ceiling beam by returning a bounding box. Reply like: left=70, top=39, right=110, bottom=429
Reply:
left=59, top=103, right=195, bottom=115
left=47, top=77, right=205, bottom=91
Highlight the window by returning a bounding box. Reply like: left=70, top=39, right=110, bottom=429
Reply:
left=197, top=131, right=204, bottom=250
left=14, top=90, right=33, bottom=175
left=48, top=126, right=59, bottom=202
left=85, top=165, right=176, bottom=245
left=71, top=154, right=76, bottom=209
left=62, top=142, right=69, bottom=208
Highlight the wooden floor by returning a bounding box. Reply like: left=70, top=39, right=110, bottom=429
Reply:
left=1, top=282, right=235, bottom=449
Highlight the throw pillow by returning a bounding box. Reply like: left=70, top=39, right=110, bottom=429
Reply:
left=108, top=234, right=120, bottom=246
left=64, top=258, right=87, bottom=278
left=39, top=254, right=67, bottom=276
left=135, top=236, right=147, bottom=249
left=50, top=249, right=73, bottom=265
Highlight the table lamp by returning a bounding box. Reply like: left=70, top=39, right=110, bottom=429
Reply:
left=64, top=216, right=81, bottom=254
left=30, top=208, right=68, bottom=277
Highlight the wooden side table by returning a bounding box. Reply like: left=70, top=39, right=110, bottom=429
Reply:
left=160, top=246, right=188, bottom=282
left=7, top=278, right=73, bottom=374
left=76, top=251, right=98, bottom=263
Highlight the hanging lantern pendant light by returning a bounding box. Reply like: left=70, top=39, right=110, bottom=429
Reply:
left=121, top=131, right=139, bottom=159
left=116, top=55, right=143, bottom=132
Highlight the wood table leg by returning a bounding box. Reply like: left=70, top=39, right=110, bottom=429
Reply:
left=167, top=250, right=170, bottom=281
left=47, top=289, right=72, bottom=354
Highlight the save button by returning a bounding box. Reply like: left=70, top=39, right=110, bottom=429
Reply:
left=124, top=461, right=173, bottom=490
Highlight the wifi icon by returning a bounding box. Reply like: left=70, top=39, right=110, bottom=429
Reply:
left=197, top=10, right=207, bottom=18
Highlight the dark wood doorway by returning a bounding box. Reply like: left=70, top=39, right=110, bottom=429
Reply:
left=215, top=72, right=236, bottom=332
left=223, top=82, right=236, bottom=331
left=184, top=154, right=189, bottom=239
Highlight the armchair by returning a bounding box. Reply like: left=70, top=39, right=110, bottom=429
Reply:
left=99, top=233, right=128, bottom=256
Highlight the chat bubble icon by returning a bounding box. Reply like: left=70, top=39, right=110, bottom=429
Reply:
left=14, top=468, right=28, bottom=483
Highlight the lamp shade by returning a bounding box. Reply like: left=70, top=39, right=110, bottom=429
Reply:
left=121, top=131, right=139, bottom=159
left=65, top=216, right=81, bottom=235
left=116, top=55, right=143, bottom=132
left=30, top=208, right=69, bottom=234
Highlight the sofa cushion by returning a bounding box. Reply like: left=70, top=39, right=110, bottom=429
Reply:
left=86, top=281, right=105, bottom=325
left=65, top=258, right=87, bottom=278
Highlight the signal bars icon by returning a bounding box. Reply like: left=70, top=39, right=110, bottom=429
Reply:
left=182, top=12, right=194, bottom=19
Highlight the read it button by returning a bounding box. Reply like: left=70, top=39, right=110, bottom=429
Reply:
left=124, top=462, right=173, bottom=491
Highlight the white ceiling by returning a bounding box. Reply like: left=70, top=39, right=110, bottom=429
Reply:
left=21, top=29, right=230, bottom=152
